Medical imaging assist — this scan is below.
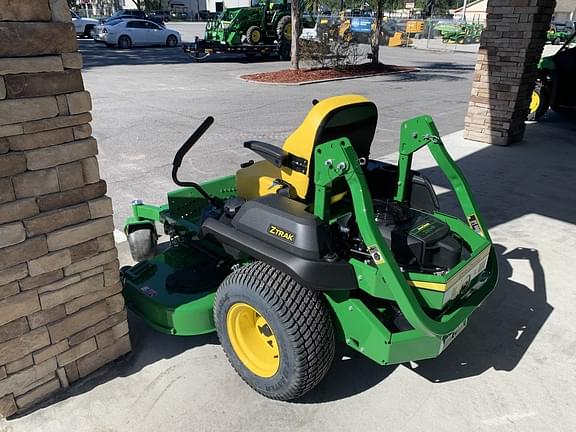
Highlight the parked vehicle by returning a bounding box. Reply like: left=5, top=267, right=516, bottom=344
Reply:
left=150, top=10, right=171, bottom=22
left=102, top=9, right=164, bottom=26
left=71, top=10, right=99, bottom=38
left=529, top=31, right=576, bottom=120
left=104, top=9, right=147, bottom=21
left=93, top=19, right=181, bottom=49
left=170, top=11, right=189, bottom=21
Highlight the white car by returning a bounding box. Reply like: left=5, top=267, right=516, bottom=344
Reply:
left=71, top=10, right=99, bottom=38
left=94, top=19, right=181, bottom=49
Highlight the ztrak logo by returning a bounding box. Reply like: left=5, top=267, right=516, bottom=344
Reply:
left=268, top=225, right=295, bottom=243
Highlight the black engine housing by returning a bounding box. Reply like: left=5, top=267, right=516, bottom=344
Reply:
left=373, top=200, right=463, bottom=272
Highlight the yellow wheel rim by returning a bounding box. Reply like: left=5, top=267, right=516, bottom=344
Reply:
left=226, top=303, right=280, bottom=378
left=283, top=24, right=291, bottom=40
left=250, top=30, right=261, bottom=43
left=530, top=90, right=540, bottom=113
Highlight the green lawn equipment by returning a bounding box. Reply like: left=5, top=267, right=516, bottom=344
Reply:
left=529, top=31, right=576, bottom=120
left=185, top=0, right=292, bottom=60
left=547, top=26, right=572, bottom=45
left=121, top=95, right=498, bottom=400
left=437, top=22, right=483, bottom=44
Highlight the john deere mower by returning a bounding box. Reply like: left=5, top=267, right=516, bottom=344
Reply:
left=121, top=95, right=498, bottom=400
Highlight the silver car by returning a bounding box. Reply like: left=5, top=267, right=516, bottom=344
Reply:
left=94, top=19, right=181, bottom=49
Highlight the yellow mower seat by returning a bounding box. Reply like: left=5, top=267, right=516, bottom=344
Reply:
left=236, top=95, right=378, bottom=201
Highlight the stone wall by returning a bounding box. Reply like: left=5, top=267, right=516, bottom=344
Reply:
left=464, top=0, right=556, bottom=145
left=0, top=0, right=130, bottom=417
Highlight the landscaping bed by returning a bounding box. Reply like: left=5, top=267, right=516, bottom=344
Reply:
left=241, top=63, right=418, bottom=84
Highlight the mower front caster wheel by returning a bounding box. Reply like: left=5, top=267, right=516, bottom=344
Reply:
left=214, top=261, right=335, bottom=400
left=127, top=226, right=157, bottom=262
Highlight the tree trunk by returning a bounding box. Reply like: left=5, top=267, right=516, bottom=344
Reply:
left=371, top=0, right=384, bottom=65
left=291, top=0, right=301, bottom=70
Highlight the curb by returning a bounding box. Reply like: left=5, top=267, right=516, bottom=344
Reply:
left=239, top=68, right=420, bottom=86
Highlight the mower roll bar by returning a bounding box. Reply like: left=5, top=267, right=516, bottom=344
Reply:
left=313, top=115, right=498, bottom=337
left=172, top=116, right=222, bottom=208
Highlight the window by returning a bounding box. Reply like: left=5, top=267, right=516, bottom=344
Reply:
left=144, top=21, right=161, bottom=30
left=126, top=21, right=146, bottom=29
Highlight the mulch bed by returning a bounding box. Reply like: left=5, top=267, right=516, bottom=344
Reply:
left=241, top=63, right=418, bottom=84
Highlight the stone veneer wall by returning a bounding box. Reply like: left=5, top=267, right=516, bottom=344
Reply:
left=0, top=0, right=130, bottom=417
left=464, top=0, right=555, bottom=145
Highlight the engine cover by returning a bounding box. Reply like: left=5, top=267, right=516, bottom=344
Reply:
left=374, top=200, right=463, bottom=272
left=230, top=194, right=329, bottom=260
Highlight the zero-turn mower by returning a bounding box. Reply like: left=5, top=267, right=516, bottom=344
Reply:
left=121, top=95, right=498, bottom=400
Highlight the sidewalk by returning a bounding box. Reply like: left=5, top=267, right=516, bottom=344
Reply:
left=3, top=116, right=576, bottom=432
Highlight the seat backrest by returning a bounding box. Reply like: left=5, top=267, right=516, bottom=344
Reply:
left=280, top=94, right=378, bottom=200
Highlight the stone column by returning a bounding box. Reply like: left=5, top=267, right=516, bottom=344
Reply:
left=464, top=0, right=556, bottom=145
left=0, top=1, right=130, bottom=417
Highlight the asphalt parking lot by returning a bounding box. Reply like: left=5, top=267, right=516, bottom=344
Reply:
left=5, top=23, right=576, bottom=432
left=81, top=22, right=479, bottom=226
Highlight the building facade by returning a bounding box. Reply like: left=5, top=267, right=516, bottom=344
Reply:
left=205, top=0, right=251, bottom=13
left=169, top=0, right=208, bottom=18
left=72, top=0, right=140, bottom=17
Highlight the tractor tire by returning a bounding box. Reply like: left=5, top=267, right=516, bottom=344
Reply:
left=214, top=261, right=335, bottom=401
left=277, top=16, right=292, bottom=41
left=527, top=82, right=550, bottom=121
left=118, top=35, right=132, bottom=49
left=127, top=226, right=157, bottom=262
left=246, top=26, right=262, bottom=45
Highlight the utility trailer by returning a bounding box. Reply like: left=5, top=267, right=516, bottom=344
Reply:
left=183, top=37, right=291, bottom=61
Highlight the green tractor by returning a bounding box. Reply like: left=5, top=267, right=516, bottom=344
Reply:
left=195, top=0, right=292, bottom=57
left=121, top=95, right=498, bottom=400
left=529, top=31, right=576, bottom=120
left=546, top=24, right=572, bottom=45
left=437, top=22, right=483, bottom=44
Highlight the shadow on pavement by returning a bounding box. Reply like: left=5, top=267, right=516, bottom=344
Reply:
left=79, top=40, right=284, bottom=69
left=377, top=62, right=474, bottom=82
left=80, top=40, right=193, bottom=69
left=411, top=245, right=552, bottom=382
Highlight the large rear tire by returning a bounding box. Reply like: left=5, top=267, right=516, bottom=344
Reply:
left=527, top=82, right=550, bottom=121
left=277, top=15, right=292, bottom=41
left=214, top=261, right=335, bottom=401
